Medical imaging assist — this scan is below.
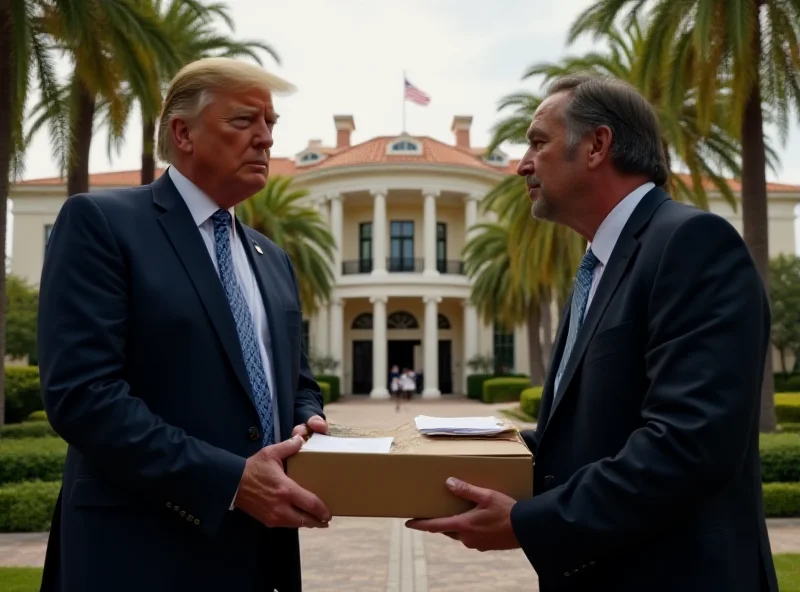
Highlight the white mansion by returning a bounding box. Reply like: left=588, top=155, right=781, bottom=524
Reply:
left=10, top=114, right=800, bottom=396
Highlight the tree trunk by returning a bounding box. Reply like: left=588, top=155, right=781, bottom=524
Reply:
left=540, top=291, right=553, bottom=373
left=141, top=116, right=156, bottom=185
left=0, top=0, right=12, bottom=425
left=526, top=299, right=545, bottom=386
left=67, top=79, right=96, bottom=197
left=741, top=13, right=777, bottom=433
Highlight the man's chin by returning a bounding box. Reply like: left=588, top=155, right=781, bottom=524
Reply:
left=531, top=199, right=550, bottom=221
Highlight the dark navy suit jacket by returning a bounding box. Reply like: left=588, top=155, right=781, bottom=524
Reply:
left=510, top=187, right=779, bottom=592
left=37, top=172, right=324, bottom=592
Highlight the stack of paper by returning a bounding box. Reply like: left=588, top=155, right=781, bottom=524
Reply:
left=300, top=433, right=394, bottom=454
left=414, top=415, right=512, bottom=436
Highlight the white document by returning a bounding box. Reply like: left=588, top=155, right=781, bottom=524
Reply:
left=300, top=433, right=394, bottom=454
left=414, top=415, right=511, bottom=436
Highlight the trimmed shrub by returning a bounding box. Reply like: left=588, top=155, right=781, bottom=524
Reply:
left=762, top=482, right=800, bottom=518
left=0, top=437, right=66, bottom=485
left=27, top=410, right=48, bottom=422
left=520, top=387, right=544, bottom=419
left=776, top=394, right=800, bottom=423
left=775, top=374, right=800, bottom=393
left=760, top=433, right=800, bottom=483
left=318, top=382, right=331, bottom=406
left=467, top=374, right=493, bottom=399
left=4, top=366, right=42, bottom=424
left=779, top=423, right=800, bottom=434
left=0, top=480, right=60, bottom=532
left=0, top=421, right=57, bottom=440
left=482, top=377, right=532, bottom=403
left=316, top=374, right=340, bottom=402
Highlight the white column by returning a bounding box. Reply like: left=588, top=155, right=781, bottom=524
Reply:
left=422, top=296, right=441, bottom=397
left=371, top=189, right=388, bottom=275
left=462, top=298, right=478, bottom=391
left=423, top=190, right=439, bottom=276
left=329, top=298, right=344, bottom=383
left=464, top=193, right=479, bottom=241
left=330, top=194, right=343, bottom=279
left=315, top=304, right=329, bottom=357
left=370, top=296, right=389, bottom=398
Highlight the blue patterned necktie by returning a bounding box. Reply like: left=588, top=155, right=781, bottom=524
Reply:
left=211, top=209, right=274, bottom=446
left=554, top=248, right=599, bottom=397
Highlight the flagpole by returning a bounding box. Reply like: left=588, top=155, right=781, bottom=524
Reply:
left=402, top=70, right=406, bottom=133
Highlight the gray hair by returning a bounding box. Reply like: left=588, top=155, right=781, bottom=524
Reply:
left=546, top=74, right=668, bottom=187
left=156, top=57, right=297, bottom=164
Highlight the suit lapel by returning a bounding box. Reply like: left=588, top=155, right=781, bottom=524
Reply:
left=536, top=296, right=571, bottom=431
left=151, top=173, right=255, bottom=406
left=237, top=223, right=294, bottom=439
left=547, top=187, right=671, bottom=422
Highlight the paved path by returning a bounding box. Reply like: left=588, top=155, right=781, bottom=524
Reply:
left=1, top=396, right=799, bottom=591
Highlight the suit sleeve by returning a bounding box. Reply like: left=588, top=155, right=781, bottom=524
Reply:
left=509, top=212, right=770, bottom=578
left=38, top=194, right=246, bottom=539
left=280, top=251, right=325, bottom=425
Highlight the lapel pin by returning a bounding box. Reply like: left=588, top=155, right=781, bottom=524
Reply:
left=254, top=243, right=263, bottom=255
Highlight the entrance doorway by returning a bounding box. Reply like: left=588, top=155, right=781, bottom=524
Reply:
left=352, top=340, right=372, bottom=394
left=439, top=340, right=453, bottom=394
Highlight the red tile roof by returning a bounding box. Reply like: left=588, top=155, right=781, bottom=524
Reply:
left=15, top=137, right=800, bottom=192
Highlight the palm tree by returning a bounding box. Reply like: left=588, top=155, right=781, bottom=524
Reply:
left=568, top=0, right=800, bottom=433
left=1, top=0, right=62, bottom=425
left=138, top=0, right=279, bottom=185
left=235, top=176, right=336, bottom=315
left=25, top=0, right=182, bottom=197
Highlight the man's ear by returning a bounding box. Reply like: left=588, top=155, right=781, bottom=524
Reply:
left=170, top=117, right=194, bottom=156
left=587, top=125, right=612, bottom=170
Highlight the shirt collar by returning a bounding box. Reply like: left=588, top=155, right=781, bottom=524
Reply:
left=589, top=181, right=655, bottom=265
left=168, top=165, right=234, bottom=228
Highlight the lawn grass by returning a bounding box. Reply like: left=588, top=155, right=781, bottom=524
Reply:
left=777, top=554, right=800, bottom=592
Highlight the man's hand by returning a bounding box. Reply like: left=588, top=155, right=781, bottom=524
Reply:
left=233, top=435, right=331, bottom=529
left=291, top=415, right=328, bottom=440
left=405, top=478, right=520, bottom=552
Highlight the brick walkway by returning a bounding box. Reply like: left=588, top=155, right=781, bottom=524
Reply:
left=1, top=396, right=799, bottom=591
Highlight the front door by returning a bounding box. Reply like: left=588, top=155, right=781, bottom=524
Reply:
left=438, top=340, right=453, bottom=394
left=352, top=340, right=372, bottom=394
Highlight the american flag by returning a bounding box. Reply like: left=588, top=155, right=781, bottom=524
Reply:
left=404, top=78, right=431, bottom=106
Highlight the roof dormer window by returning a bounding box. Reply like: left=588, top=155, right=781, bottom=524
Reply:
left=387, top=136, right=423, bottom=155
left=483, top=150, right=508, bottom=167
left=295, top=150, right=327, bottom=167
left=301, top=152, right=320, bottom=162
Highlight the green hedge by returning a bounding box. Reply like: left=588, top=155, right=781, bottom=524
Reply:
left=760, top=433, right=800, bottom=483
left=0, top=438, right=66, bottom=486
left=4, top=366, right=42, bottom=424
left=520, top=387, right=544, bottom=419
left=467, top=373, right=529, bottom=399
left=776, top=394, right=800, bottom=423
left=318, top=382, right=331, bottom=406
left=0, top=480, right=60, bottom=532
left=0, top=421, right=57, bottom=439
left=482, top=377, right=531, bottom=403
left=1, top=480, right=799, bottom=532
left=775, top=374, right=800, bottom=393
left=316, top=375, right=340, bottom=402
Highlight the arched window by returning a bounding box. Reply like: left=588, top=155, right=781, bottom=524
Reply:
left=351, top=313, right=373, bottom=329
left=301, top=152, right=320, bottom=162
left=437, top=314, right=451, bottom=329
left=391, top=140, right=418, bottom=151
left=386, top=137, right=423, bottom=155
left=387, top=311, right=419, bottom=329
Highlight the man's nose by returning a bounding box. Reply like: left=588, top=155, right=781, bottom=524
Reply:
left=516, top=157, right=533, bottom=177
left=253, top=123, right=274, bottom=150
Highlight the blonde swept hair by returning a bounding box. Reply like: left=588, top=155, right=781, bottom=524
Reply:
left=156, top=57, right=296, bottom=163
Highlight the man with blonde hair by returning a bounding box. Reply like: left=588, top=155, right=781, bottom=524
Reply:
left=38, top=57, right=330, bottom=592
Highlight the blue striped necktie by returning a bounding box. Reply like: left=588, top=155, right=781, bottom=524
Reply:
left=211, top=209, right=274, bottom=446
left=554, top=248, right=599, bottom=397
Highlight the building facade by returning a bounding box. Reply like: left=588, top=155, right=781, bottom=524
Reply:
left=10, top=114, right=800, bottom=395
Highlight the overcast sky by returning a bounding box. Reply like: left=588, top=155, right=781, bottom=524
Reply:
left=16, top=0, right=800, bottom=185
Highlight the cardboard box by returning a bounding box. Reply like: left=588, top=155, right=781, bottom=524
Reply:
left=286, top=421, right=534, bottom=518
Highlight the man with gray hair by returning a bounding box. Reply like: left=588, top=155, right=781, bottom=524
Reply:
left=38, top=57, right=330, bottom=592
left=407, top=74, right=778, bottom=591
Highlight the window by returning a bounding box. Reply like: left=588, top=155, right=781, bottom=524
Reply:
left=359, top=222, right=372, bottom=273
left=436, top=222, right=447, bottom=273
left=387, top=311, right=419, bottom=329
left=484, top=151, right=508, bottom=166
left=386, top=137, right=423, bottom=155
left=301, top=152, right=320, bottom=162
left=493, top=324, right=515, bottom=374
left=437, top=314, right=451, bottom=329
left=352, top=313, right=373, bottom=329
left=389, top=221, right=415, bottom=271
left=301, top=320, right=310, bottom=355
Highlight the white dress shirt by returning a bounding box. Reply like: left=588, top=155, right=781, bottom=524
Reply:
left=585, top=182, right=655, bottom=314
left=553, top=182, right=654, bottom=395
left=168, top=166, right=280, bottom=444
